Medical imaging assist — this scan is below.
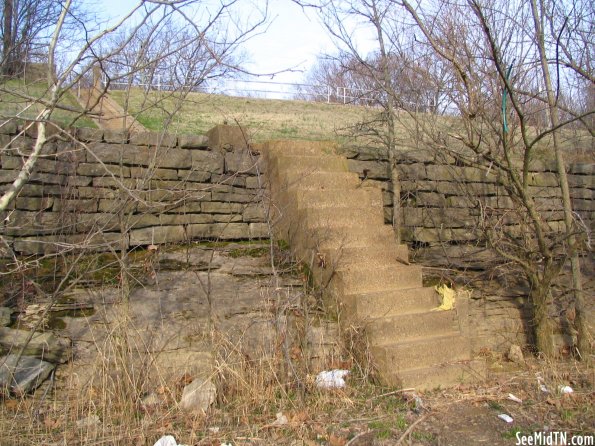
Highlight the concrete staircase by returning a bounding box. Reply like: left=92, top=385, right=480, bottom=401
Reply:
left=262, top=140, right=485, bottom=390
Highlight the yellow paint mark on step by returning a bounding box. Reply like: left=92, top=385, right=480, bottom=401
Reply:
left=433, top=284, right=456, bottom=311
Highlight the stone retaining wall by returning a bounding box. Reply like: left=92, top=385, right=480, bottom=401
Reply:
left=341, top=145, right=593, bottom=264
left=341, top=144, right=594, bottom=352
left=0, top=123, right=268, bottom=256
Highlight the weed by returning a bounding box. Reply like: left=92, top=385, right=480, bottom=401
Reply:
left=502, top=427, right=523, bottom=439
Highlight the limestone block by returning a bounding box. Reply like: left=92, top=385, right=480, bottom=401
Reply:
left=213, top=214, right=243, bottom=223
left=129, top=131, right=176, bottom=147
left=243, top=205, right=266, bottom=222
left=29, top=172, right=67, bottom=186
left=78, top=186, right=118, bottom=199
left=3, top=211, right=63, bottom=235
left=191, top=150, right=224, bottom=174
left=89, top=142, right=191, bottom=169
left=0, top=308, right=12, bottom=327
left=211, top=174, right=246, bottom=187
left=224, top=150, right=262, bottom=175
left=0, top=328, right=71, bottom=363
left=67, top=175, right=93, bottom=187
left=130, top=213, right=219, bottom=229
left=528, top=186, right=562, bottom=199
left=15, top=197, right=53, bottom=211
left=534, top=197, right=564, bottom=211
left=178, top=134, right=209, bottom=149
left=0, top=119, right=17, bottom=135
left=161, top=202, right=202, bottom=213
left=12, top=233, right=121, bottom=254
left=347, top=159, right=390, bottom=180
left=569, top=163, right=593, bottom=175
left=249, top=222, right=269, bottom=238
left=433, top=181, right=463, bottom=195
left=102, top=129, right=129, bottom=144
left=568, top=174, right=594, bottom=189
left=208, top=223, right=251, bottom=239
left=0, top=354, right=55, bottom=396
left=186, top=222, right=250, bottom=239
left=211, top=191, right=256, bottom=203
left=0, top=170, right=17, bottom=184
left=528, top=172, right=559, bottom=187
left=180, top=170, right=211, bottom=183
left=416, top=192, right=446, bottom=207
left=201, top=201, right=244, bottom=214
left=207, top=124, right=249, bottom=150
left=179, top=377, right=216, bottom=412
left=398, top=163, right=427, bottom=180
left=480, top=196, right=515, bottom=209
left=77, top=163, right=130, bottom=177
left=245, top=176, right=262, bottom=189
left=92, top=177, right=140, bottom=189
left=97, top=198, right=138, bottom=213
left=129, top=166, right=178, bottom=180
left=76, top=127, right=103, bottom=142
left=412, top=227, right=477, bottom=243
left=130, top=225, right=186, bottom=245
left=426, top=165, right=456, bottom=181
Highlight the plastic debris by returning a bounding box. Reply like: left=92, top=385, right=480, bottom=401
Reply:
left=413, top=394, right=424, bottom=413
left=433, top=285, right=455, bottom=311
left=76, top=414, right=100, bottom=428
left=152, top=436, right=188, bottom=446
left=153, top=436, right=177, bottom=446
left=315, top=370, right=349, bottom=389
left=272, top=412, right=288, bottom=426
left=559, top=385, right=573, bottom=394
left=507, top=393, right=522, bottom=404
left=536, top=374, right=548, bottom=393
left=498, top=414, right=514, bottom=423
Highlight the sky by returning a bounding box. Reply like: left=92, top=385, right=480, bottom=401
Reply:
left=97, top=0, right=341, bottom=88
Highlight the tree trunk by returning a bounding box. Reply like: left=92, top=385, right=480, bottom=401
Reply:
left=2, top=0, right=14, bottom=76
left=531, top=284, right=556, bottom=358
left=530, top=0, right=591, bottom=357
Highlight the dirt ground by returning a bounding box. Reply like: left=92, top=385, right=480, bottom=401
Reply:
left=1, top=244, right=593, bottom=445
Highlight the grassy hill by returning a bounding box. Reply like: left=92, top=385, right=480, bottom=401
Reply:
left=0, top=78, right=95, bottom=127
left=108, top=89, right=377, bottom=143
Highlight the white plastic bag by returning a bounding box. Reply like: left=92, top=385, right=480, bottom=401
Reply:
left=315, top=370, right=349, bottom=389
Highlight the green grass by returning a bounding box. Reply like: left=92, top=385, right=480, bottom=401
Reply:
left=0, top=78, right=96, bottom=127
left=108, top=88, right=592, bottom=163
left=109, top=88, right=378, bottom=143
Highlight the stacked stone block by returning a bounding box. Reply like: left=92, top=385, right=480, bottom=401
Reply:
left=0, top=123, right=268, bottom=256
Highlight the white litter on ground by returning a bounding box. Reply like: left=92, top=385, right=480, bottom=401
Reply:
left=315, top=370, right=349, bottom=389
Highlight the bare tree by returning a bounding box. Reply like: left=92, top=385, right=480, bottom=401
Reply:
left=396, top=0, right=593, bottom=357
left=303, top=0, right=593, bottom=357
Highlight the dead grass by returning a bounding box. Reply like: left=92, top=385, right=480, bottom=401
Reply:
left=108, top=88, right=386, bottom=143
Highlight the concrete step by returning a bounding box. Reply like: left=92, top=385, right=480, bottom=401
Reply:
left=265, top=140, right=337, bottom=157
left=371, top=333, right=471, bottom=372
left=365, top=310, right=458, bottom=345
left=378, top=359, right=487, bottom=390
left=341, top=287, right=439, bottom=320
left=282, top=171, right=361, bottom=190
left=301, top=206, right=385, bottom=229
left=321, top=244, right=410, bottom=267
left=272, top=154, right=348, bottom=173
left=291, top=188, right=383, bottom=210
left=295, top=224, right=396, bottom=251
left=333, top=264, right=424, bottom=295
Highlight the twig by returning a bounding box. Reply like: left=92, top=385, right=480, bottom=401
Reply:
left=395, top=413, right=432, bottom=445
left=368, top=387, right=416, bottom=400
